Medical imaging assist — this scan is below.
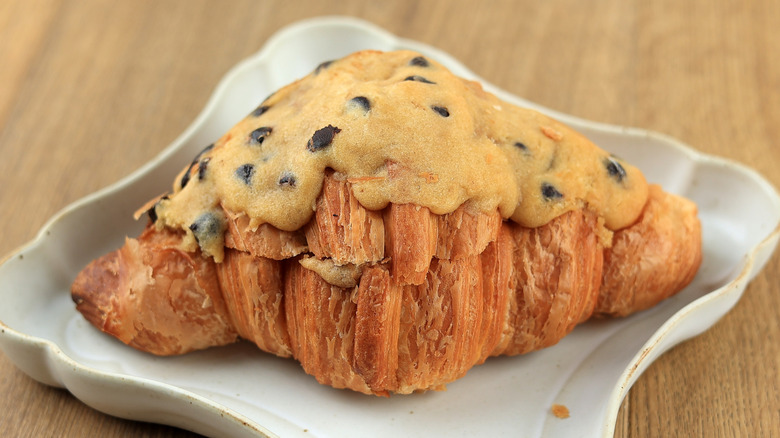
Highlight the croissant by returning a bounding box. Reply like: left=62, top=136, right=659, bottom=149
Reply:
left=71, top=50, right=701, bottom=396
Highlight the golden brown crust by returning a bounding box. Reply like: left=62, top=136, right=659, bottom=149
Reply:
left=595, top=185, right=702, bottom=317
left=394, top=255, right=489, bottom=393
left=383, top=203, right=437, bottom=285
left=435, top=204, right=503, bottom=260
left=216, top=249, right=291, bottom=357
left=497, top=209, right=604, bottom=356
left=304, top=170, right=385, bottom=265
left=72, top=251, right=118, bottom=331
left=284, top=260, right=371, bottom=393
left=478, top=226, right=514, bottom=359
left=223, top=209, right=308, bottom=261
left=353, top=265, right=402, bottom=395
left=71, top=174, right=701, bottom=395
left=72, top=227, right=237, bottom=356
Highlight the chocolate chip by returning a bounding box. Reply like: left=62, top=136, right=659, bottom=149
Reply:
left=307, top=125, right=341, bottom=152
left=314, top=60, right=334, bottom=74
left=604, top=157, right=627, bottom=183
left=249, top=127, right=272, bottom=145
left=196, top=143, right=215, bottom=158
left=349, top=96, right=371, bottom=112
left=432, top=106, right=450, bottom=117
left=541, top=183, right=563, bottom=200
left=180, top=163, right=195, bottom=189
left=180, top=143, right=215, bottom=189
left=278, top=172, right=296, bottom=187
left=251, top=105, right=270, bottom=117
left=514, top=141, right=529, bottom=152
left=236, top=164, right=255, bottom=185
left=147, top=206, right=158, bottom=223
left=197, top=158, right=210, bottom=181
left=145, top=195, right=169, bottom=224
left=404, top=75, right=436, bottom=84
left=409, top=56, right=429, bottom=67
left=189, top=212, right=221, bottom=245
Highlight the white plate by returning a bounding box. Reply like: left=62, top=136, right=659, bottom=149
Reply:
left=1, top=16, right=779, bottom=438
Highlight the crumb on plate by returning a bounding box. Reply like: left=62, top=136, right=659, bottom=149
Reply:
left=551, top=403, right=570, bottom=419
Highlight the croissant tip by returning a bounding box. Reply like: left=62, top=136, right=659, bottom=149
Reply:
left=71, top=251, right=120, bottom=330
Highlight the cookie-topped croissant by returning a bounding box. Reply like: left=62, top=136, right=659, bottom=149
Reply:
left=71, top=50, right=701, bottom=396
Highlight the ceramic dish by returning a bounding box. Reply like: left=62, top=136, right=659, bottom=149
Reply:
left=1, top=16, right=778, bottom=438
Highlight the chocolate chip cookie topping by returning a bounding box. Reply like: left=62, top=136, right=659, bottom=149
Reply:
left=152, top=50, right=648, bottom=260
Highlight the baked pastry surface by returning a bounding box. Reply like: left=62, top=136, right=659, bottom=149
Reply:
left=71, top=50, right=701, bottom=396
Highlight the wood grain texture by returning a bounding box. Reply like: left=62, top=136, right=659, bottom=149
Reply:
left=1, top=0, right=778, bottom=436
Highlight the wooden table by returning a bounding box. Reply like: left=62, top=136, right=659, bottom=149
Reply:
left=1, top=0, right=778, bottom=436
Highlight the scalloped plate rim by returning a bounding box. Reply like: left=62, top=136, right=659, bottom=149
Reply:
left=1, top=15, right=779, bottom=438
